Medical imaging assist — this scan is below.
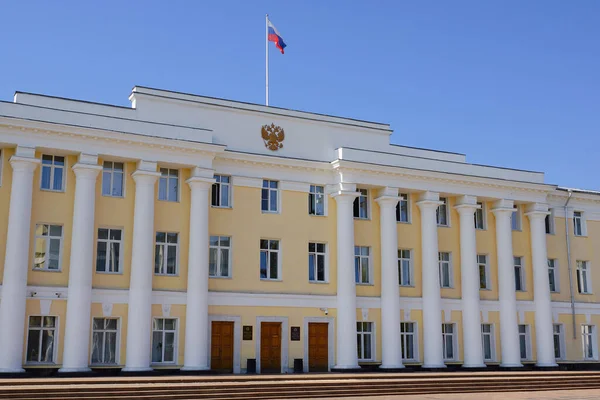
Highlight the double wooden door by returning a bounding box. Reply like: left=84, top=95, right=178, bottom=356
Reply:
left=211, top=321, right=234, bottom=372
left=260, top=322, right=282, bottom=373
left=308, top=323, right=329, bottom=372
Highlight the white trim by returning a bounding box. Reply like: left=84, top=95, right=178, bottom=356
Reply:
left=518, top=324, right=532, bottom=361
left=100, top=160, right=126, bottom=198
left=211, top=174, right=232, bottom=208
left=157, top=167, right=181, bottom=202
left=553, top=323, right=566, bottom=361
left=154, top=231, right=180, bottom=276
left=280, top=180, right=310, bottom=192
left=308, top=241, right=329, bottom=283
left=24, top=315, right=59, bottom=365
left=396, top=192, right=411, bottom=223
left=209, top=235, right=232, bottom=278
left=39, top=153, right=67, bottom=193
left=308, top=184, right=328, bottom=217
left=208, top=315, right=242, bottom=374
left=255, top=316, right=289, bottom=373
left=354, top=188, right=370, bottom=220
left=32, top=223, right=64, bottom=272
left=356, top=321, right=376, bottom=362
left=400, top=321, right=419, bottom=362
left=95, top=226, right=125, bottom=275
left=232, top=176, right=263, bottom=188
left=438, top=251, right=453, bottom=289
left=478, top=254, right=491, bottom=290
left=481, top=323, right=496, bottom=362
left=442, top=322, right=458, bottom=361
left=475, top=201, right=487, bottom=230
left=354, top=245, right=373, bottom=285
left=150, top=317, right=179, bottom=365
left=436, top=196, right=450, bottom=227
left=302, top=317, right=335, bottom=372
left=548, top=258, right=560, bottom=293
left=581, top=324, right=598, bottom=361
left=89, top=316, right=121, bottom=366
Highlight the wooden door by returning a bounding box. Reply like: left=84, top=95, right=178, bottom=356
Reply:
left=260, top=322, right=282, bottom=373
left=308, top=323, right=329, bottom=372
left=211, top=321, right=234, bottom=372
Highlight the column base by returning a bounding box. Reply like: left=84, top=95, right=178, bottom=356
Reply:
left=0, top=368, right=25, bottom=374
left=180, top=366, right=210, bottom=371
left=462, top=363, right=486, bottom=368
left=121, top=366, right=153, bottom=372
left=58, top=367, right=92, bottom=373
left=331, top=364, right=361, bottom=372
left=535, top=362, right=559, bottom=368
left=379, top=364, right=405, bottom=370
left=500, top=362, right=523, bottom=368
left=422, top=363, right=446, bottom=369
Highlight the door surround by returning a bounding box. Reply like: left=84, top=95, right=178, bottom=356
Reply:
left=303, top=316, right=335, bottom=372
left=208, top=315, right=242, bottom=373
left=255, top=316, right=289, bottom=373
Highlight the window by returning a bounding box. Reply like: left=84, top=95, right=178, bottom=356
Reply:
left=309, top=242, right=327, bottom=283
left=518, top=324, right=530, bottom=360
left=353, top=189, right=369, bottom=219
left=354, top=246, right=371, bottom=284
left=582, top=325, right=596, bottom=360
left=102, top=161, right=124, bottom=197
left=553, top=324, right=564, bottom=360
left=436, top=197, right=449, bottom=226
left=152, top=318, right=177, bottom=364
left=478, top=254, right=489, bottom=290
left=400, top=322, right=417, bottom=361
left=158, top=168, right=179, bottom=202
left=260, top=239, right=280, bottom=280
left=96, top=228, right=123, bottom=273
left=211, top=175, right=231, bottom=208
left=438, top=252, right=452, bottom=288
left=155, top=232, right=179, bottom=275
left=442, top=323, right=456, bottom=360
left=577, top=260, right=591, bottom=294
left=548, top=259, right=559, bottom=293
left=573, top=211, right=584, bottom=236
left=514, top=256, right=525, bottom=291
left=91, top=318, right=118, bottom=365
left=474, top=202, right=486, bottom=230
left=40, top=154, right=65, bottom=191
left=511, top=206, right=521, bottom=231
left=209, top=236, right=231, bottom=278
left=261, top=180, right=279, bottom=213
left=33, top=224, right=63, bottom=271
left=396, top=193, right=410, bottom=223
left=545, top=210, right=555, bottom=234
left=356, top=322, right=373, bottom=361
left=481, top=324, right=495, bottom=361
left=398, top=249, right=412, bottom=286
left=308, top=185, right=325, bottom=216
left=26, top=316, right=56, bottom=363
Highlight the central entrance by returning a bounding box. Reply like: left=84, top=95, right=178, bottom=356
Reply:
left=260, top=322, right=282, bottom=373
left=211, top=321, right=234, bottom=372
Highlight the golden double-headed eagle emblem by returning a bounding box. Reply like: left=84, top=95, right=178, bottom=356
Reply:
left=261, top=123, right=285, bottom=151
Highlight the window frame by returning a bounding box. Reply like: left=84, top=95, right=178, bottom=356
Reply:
left=32, top=223, right=64, bottom=272
left=577, top=260, right=592, bottom=294
left=553, top=323, right=565, bottom=361
left=545, top=209, right=555, bottom=235
left=211, top=174, right=232, bottom=208
left=260, top=238, right=281, bottom=281
left=151, top=317, right=178, bottom=365
left=436, top=197, right=450, bottom=227
left=396, top=193, right=411, bottom=223
left=548, top=258, right=560, bottom=293
left=95, top=227, right=124, bottom=274
left=158, top=168, right=180, bottom=202
left=582, top=324, right=597, bottom=360
left=518, top=324, right=531, bottom=361
left=261, top=179, right=280, bottom=213
left=354, top=246, right=372, bottom=285
left=511, top=205, right=522, bottom=231
left=353, top=188, right=370, bottom=220
left=514, top=256, right=526, bottom=292
left=356, top=321, right=375, bottom=361
left=308, top=242, right=328, bottom=283
left=400, top=322, right=418, bottom=362
left=474, top=202, right=486, bottom=230
left=398, top=249, right=413, bottom=287
left=308, top=184, right=326, bottom=216
left=25, top=315, right=58, bottom=364
left=101, top=161, right=125, bottom=198
left=154, top=231, right=179, bottom=276
left=481, top=323, right=496, bottom=362
left=90, top=317, right=120, bottom=365
left=209, top=235, right=232, bottom=278
left=438, top=252, right=453, bottom=289
left=573, top=211, right=586, bottom=236
left=40, top=154, right=66, bottom=192
left=478, top=254, right=490, bottom=290
left=442, top=323, right=457, bottom=361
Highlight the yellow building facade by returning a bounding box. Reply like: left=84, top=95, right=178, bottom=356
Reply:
left=0, top=87, right=598, bottom=374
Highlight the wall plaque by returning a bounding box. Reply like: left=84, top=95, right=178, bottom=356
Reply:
left=291, top=326, right=301, bottom=341
left=243, top=325, right=253, bottom=340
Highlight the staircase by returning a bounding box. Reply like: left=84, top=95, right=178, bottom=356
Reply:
left=1, top=371, right=600, bottom=399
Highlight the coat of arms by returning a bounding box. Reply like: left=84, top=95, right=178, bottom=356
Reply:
left=261, top=123, right=285, bottom=151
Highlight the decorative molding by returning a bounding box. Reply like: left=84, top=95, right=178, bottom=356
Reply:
left=518, top=310, right=525, bottom=324
left=232, top=176, right=263, bottom=189
left=280, top=180, right=311, bottom=193
left=161, top=304, right=171, bottom=317
left=102, top=303, right=113, bottom=317
left=361, top=308, right=369, bottom=321
left=39, top=300, right=52, bottom=316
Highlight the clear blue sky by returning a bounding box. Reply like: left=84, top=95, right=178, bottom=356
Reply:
left=1, top=1, right=598, bottom=189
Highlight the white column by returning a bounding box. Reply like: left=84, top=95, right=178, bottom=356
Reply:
left=376, top=188, right=403, bottom=369
left=332, top=187, right=360, bottom=369
left=123, top=162, right=160, bottom=371
left=492, top=199, right=522, bottom=367
left=416, top=191, right=445, bottom=368
left=182, top=173, right=214, bottom=371
left=0, top=148, right=40, bottom=373
left=59, top=156, right=102, bottom=373
left=526, top=203, right=558, bottom=367
left=455, top=196, right=485, bottom=368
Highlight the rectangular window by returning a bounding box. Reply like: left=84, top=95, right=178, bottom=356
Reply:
left=400, top=322, right=416, bottom=361
left=474, top=202, right=486, bottom=230
left=519, top=324, right=530, bottom=360
left=158, top=168, right=179, bottom=202
left=101, top=161, right=124, bottom=197
left=548, top=259, right=559, bottom=293
left=478, top=254, right=489, bottom=290
left=573, top=211, right=584, bottom=236
left=96, top=228, right=122, bottom=273
left=481, top=324, right=495, bottom=361
left=209, top=236, right=231, bottom=278
left=442, top=323, right=456, bottom=360
left=260, top=239, right=280, bottom=280
left=152, top=318, right=177, bottom=364
left=545, top=210, right=555, bottom=234
left=353, top=189, right=369, bottom=219
left=155, top=232, right=179, bottom=275
left=308, top=185, right=325, bottom=216
left=40, top=154, right=65, bottom=191
left=308, top=242, right=327, bottom=283
left=396, top=193, right=410, bottom=223
left=511, top=206, right=521, bottom=231
left=582, top=325, right=596, bottom=360
left=356, top=322, right=373, bottom=361
left=261, top=180, right=279, bottom=213
left=33, top=224, right=63, bottom=271
left=553, top=324, right=564, bottom=360
left=436, top=197, right=449, bottom=226
left=354, top=246, right=371, bottom=284
left=91, top=318, right=118, bottom=364
left=438, top=252, right=452, bottom=288
left=577, top=260, right=591, bottom=294
left=398, top=249, right=412, bottom=286
left=26, top=316, right=56, bottom=363
left=514, top=256, right=525, bottom=291
left=211, top=175, right=231, bottom=208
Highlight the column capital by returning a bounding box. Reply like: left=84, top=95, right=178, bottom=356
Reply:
left=186, top=176, right=215, bottom=190
left=525, top=202, right=550, bottom=219
left=9, top=156, right=40, bottom=172
left=454, top=195, right=480, bottom=214
left=132, top=169, right=161, bottom=184
left=491, top=199, right=514, bottom=215
left=72, top=163, right=102, bottom=180
left=416, top=191, right=442, bottom=210
left=331, top=190, right=360, bottom=202
left=375, top=195, right=400, bottom=208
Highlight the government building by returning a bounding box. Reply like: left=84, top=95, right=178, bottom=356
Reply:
left=0, top=86, right=598, bottom=374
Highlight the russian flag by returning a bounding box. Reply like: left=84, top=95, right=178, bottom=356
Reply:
left=267, top=20, right=287, bottom=54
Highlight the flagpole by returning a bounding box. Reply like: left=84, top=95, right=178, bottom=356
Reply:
left=265, top=13, right=269, bottom=106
